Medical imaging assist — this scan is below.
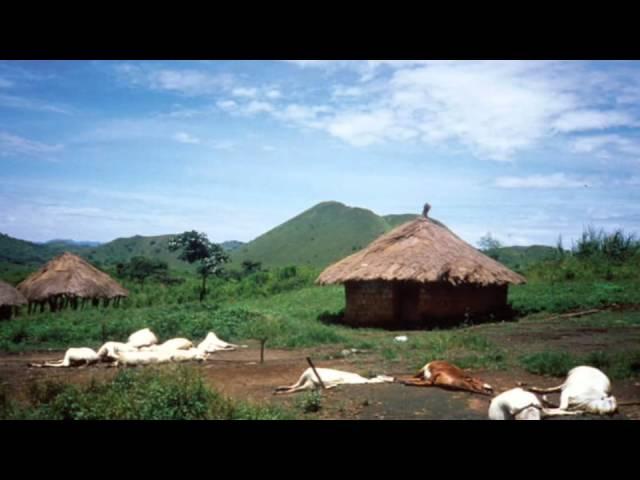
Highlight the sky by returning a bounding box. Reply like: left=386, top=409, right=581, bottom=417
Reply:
left=1, top=60, right=639, bottom=248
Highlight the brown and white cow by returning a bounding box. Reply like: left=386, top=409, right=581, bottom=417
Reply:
left=402, top=360, right=494, bottom=395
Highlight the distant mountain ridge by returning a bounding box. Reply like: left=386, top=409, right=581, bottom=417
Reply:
left=0, top=232, right=245, bottom=272
left=42, top=239, right=103, bottom=248
left=0, top=201, right=558, bottom=274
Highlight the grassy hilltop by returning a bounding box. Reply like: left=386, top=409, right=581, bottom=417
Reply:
left=231, top=201, right=418, bottom=269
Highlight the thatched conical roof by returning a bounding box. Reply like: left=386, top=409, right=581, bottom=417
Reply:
left=0, top=280, right=27, bottom=307
left=17, top=252, right=129, bottom=302
left=317, top=217, right=526, bottom=286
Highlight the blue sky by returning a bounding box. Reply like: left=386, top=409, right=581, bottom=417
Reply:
left=1, top=60, right=639, bottom=247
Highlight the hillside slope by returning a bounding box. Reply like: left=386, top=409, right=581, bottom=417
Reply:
left=489, top=245, right=559, bottom=271
left=231, top=201, right=419, bottom=269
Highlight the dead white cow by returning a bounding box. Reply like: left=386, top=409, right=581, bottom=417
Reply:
left=97, top=341, right=138, bottom=361
left=29, top=347, right=100, bottom=368
left=140, top=338, right=193, bottom=352
left=127, top=328, right=159, bottom=349
left=197, top=332, right=245, bottom=353
left=525, top=365, right=617, bottom=415
left=111, top=350, right=174, bottom=367
left=488, top=388, right=547, bottom=420
left=170, top=348, right=208, bottom=363
left=274, top=368, right=394, bottom=394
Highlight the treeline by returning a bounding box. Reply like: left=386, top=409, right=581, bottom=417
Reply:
left=110, top=259, right=320, bottom=309
left=526, top=228, right=640, bottom=283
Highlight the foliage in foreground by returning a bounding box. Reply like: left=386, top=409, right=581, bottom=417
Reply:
left=0, top=366, right=293, bottom=420
left=519, top=350, right=640, bottom=380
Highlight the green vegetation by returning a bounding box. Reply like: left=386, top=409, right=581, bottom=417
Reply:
left=169, top=231, right=230, bottom=302
left=296, top=390, right=322, bottom=413
left=0, top=232, right=245, bottom=275
left=0, top=366, right=294, bottom=420
left=231, top=201, right=417, bottom=269
left=520, top=350, right=640, bottom=380
left=0, top=224, right=638, bottom=387
left=116, top=256, right=169, bottom=286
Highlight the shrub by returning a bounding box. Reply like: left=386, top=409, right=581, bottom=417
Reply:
left=296, top=390, right=322, bottom=413
left=3, top=366, right=295, bottom=420
left=519, top=351, right=576, bottom=377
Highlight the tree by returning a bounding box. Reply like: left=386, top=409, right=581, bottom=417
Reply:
left=126, top=256, right=168, bottom=286
left=241, top=315, right=282, bottom=364
left=478, top=232, right=502, bottom=251
left=241, top=260, right=262, bottom=276
left=168, top=231, right=229, bottom=302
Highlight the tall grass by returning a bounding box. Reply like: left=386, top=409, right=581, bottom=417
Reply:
left=2, top=366, right=294, bottom=420
left=520, top=350, right=640, bottom=379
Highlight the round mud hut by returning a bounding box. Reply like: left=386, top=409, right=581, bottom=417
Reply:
left=17, top=252, right=129, bottom=313
left=0, top=280, right=28, bottom=320
left=316, top=205, right=526, bottom=329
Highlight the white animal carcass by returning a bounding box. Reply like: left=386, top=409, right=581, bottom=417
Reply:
left=197, top=332, right=243, bottom=353
left=127, top=328, right=159, bottom=349
left=140, top=338, right=193, bottom=352
left=30, top=347, right=100, bottom=368
left=274, top=368, right=394, bottom=394
left=169, top=348, right=208, bottom=363
left=112, top=350, right=173, bottom=367
left=97, top=341, right=138, bottom=361
left=527, top=366, right=617, bottom=415
left=489, top=388, right=545, bottom=420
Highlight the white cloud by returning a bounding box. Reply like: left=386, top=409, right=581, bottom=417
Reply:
left=244, top=100, right=274, bottom=115
left=274, top=103, right=332, bottom=127
left=173, top=132, right=200, bottom=144
left=494, top=173, right=588, bottom=189
left=0, top=93, right=70, bottom=114
left=265, top=89, right=282, bottom=99
left=0, top=131, right=63, bottom=156
left=231, top=87, right=258, bottom=98
left=570, top=134, right=640, bottom=156
left=116, top=64, right=233, bottom=96
left=332, top=85, right=365, bottom=98
left=326, top=110, right=396, bottom=146
left=216, top=99, right=237, bottom=111
left=280, top=61, right=640, bottom=160
left=552, top=110, right=636, bottom=132
left=209, top=140, right=235, bottom=151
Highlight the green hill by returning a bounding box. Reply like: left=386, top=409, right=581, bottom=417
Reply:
left=0, top=232, right=245, bottom=275
left=0, top=233, right=83, bottom=267
left=488, top=245, right=559, bottom=272
left=231, top=201, right=419, bottom=269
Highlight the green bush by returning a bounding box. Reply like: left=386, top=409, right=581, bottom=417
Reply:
left=296, top=390, right=322, bottom=413
left=3, top=366, right=294, bottom=420
left=520, top=350, right=640, bottom=379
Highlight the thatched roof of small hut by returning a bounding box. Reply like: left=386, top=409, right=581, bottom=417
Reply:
left=17, top=252, right=129, bottom=302
left=317, top=216, right=526, bottom=287
left=0, top=280, right=27, bottom=307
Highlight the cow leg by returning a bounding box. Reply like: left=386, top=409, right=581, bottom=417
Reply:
left=402, top=378, right=435, bottom=387
left=541, top=408, right=583, bottom=417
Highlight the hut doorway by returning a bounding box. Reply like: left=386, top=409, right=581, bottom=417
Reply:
left=394, top=282, right=420, bottom=328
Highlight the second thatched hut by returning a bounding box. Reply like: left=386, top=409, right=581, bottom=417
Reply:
left=18, top=252, right=129, bottom=313
left=0, top=280, right=28, bottom=320
left=317, top=205, right=526, bottom=329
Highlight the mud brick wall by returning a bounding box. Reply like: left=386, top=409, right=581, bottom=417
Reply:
left=415, top=283, right=508, bottom=326
left=344, top=281, right=396, bottom=327
left=342, top=281, right=508, bottom=329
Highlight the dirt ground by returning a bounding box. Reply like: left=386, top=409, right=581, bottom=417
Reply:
left=2, top=342, right=639, bottom=420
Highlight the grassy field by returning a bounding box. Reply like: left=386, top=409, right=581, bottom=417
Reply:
left=0, top=365, right=295, bottom=420
left=1, top=229, right=639, bottom=420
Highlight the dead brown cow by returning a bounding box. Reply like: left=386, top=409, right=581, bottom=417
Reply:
left=402, top=360, right=494, bottom=396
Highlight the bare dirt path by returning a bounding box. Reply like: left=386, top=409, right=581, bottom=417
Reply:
left=2, top=346, right=638, bottom=420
